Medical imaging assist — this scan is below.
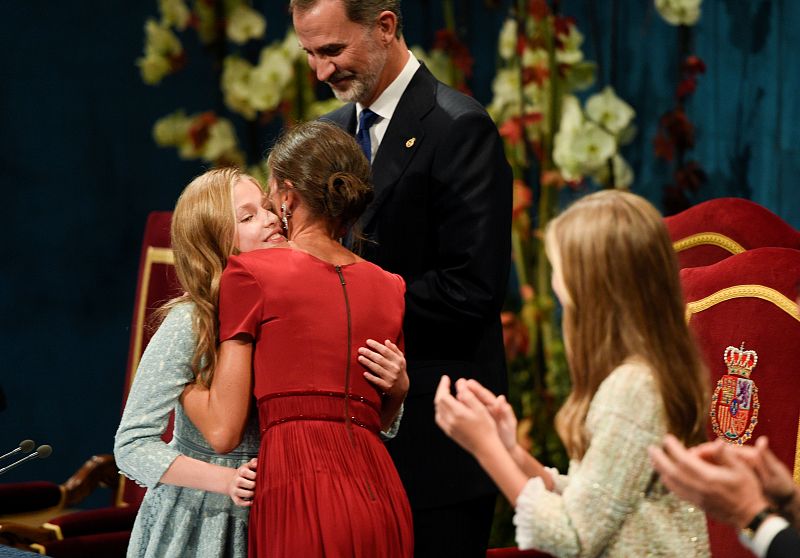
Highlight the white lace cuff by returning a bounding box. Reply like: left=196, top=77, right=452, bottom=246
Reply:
left=380, top=403, right=404, bottom=440
left=513, top=476, right=549, bottom=549
left=545, top=466, right=568, bottom=494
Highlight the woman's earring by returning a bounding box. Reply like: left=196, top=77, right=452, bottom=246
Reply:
left=280, top=202, right=290, bottom=233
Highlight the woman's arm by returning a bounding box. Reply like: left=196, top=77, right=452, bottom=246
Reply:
left=181, top=336, right=254, bottom=454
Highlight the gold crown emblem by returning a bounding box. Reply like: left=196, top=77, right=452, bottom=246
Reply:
left=723, top=342, right=758, bottom=378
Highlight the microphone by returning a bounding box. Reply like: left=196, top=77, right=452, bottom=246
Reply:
left=0, top=439, right=35, bottom=461
left=0, top=444, right=53, bottom=475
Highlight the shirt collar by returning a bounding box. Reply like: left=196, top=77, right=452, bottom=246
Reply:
left=357, top=51, right=420, bottom=123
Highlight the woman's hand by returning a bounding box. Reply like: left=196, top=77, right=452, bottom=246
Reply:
left=463, top=379, right=518, bottom=451
left=228, top=458, right=257, bottom=507
left=434, top=376, right=501, bottom=457
left=358, top=339, right=409, bottom=400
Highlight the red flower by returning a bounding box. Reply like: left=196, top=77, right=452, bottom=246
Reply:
left=675, top=161, right=706, bottom=192
left=659, top=108, right=695, bottom=151
left=529, top=0, right=550, bottom=21
left=540, top=170, right=565, bottom=189
left=530, top=139, right=544, bottom=163
left=516, top=35, right=528, bottom=56
left=676, top=76, right=697, bottom=100
left=554, top=16, right=577, bottom=38
left=434, top=29, right=474, bottom=79
left=499, top=119, right=524, bottom=145
left=522, top=65, right=550, bottom=86
left=499, top=113, right=543, bottom=145
left=653, top=132, right=675, bottom=162
left=501, top=311, right=530, bottom=362
left=188, top=112, right=217, bottom=149
left=682, top=55, right=706, bottom=76
left=168, top=51, right=187, bottom=73
left=512, top=179, right=533, bottom=218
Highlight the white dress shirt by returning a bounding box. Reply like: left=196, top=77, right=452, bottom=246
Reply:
left=355, top=51, right=420, bottom=162
left=739, top=515, right=791, bottom=558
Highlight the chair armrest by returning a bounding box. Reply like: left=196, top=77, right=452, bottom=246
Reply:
left=61, top=454, right=120, bottom=507
left=0, top=521, right=59, bottom=547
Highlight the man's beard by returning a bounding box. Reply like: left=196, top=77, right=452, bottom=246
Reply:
left=327, top=47, right=386, bottom=105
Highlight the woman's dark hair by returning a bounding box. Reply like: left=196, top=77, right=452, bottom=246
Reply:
left=268, top=120, right=374, bottom=242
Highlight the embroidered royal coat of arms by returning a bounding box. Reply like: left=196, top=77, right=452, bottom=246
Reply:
left=710, top=343, right=759, bottom=445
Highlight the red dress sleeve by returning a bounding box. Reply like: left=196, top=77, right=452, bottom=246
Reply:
left=219, top=255, right=263, bottom=341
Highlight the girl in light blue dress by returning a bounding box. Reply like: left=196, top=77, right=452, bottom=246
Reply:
left=114, top=168, right=283, bottom=557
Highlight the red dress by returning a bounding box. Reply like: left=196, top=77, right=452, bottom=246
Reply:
left=219, top=248, right=414, bottom=558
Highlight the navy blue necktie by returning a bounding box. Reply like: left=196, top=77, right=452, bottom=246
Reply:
left=356, top=108, right=379, bottom=163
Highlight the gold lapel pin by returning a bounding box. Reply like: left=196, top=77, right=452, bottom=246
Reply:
left=405, top=137, right=416, bottom=148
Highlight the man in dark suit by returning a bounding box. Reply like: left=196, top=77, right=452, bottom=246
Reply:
left=290, top=1, right=512, bottom=556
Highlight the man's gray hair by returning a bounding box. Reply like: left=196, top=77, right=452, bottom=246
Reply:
left=290, top=0, right=403, bottom=37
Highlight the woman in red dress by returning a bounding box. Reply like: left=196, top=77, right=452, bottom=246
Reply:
left=183, top=121, right=413, bottom=557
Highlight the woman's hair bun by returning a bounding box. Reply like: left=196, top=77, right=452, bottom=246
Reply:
left=324, top=171, right=374, bottom=224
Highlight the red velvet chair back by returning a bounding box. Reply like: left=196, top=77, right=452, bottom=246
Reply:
left=665, top=197, right=800, bottom=269
left=681, top=247, right=800, bottom=557
left=116, top=211, right=181, bottom=508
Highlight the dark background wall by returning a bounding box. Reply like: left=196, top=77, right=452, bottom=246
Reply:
left=2, top=1, right=796, bottom=505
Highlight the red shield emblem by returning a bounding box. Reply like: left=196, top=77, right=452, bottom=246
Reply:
left=710, top=343, right=759, bottom=445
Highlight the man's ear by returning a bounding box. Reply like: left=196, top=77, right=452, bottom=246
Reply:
left=376, top=10, right=397, bottom=43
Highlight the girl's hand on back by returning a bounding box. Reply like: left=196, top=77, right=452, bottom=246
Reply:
left=228, top=458, right=257, bottom=507
left=358, top=339, right=409, bottom=400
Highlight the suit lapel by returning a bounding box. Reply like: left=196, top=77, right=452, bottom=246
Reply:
left=322, top=104, right=357, bottom=135
left=359, top=66, right=437, bottom=230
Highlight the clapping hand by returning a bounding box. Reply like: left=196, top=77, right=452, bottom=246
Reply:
left=649, top=435, right=769, bottom=528
left=460, top=379, right=518, bottom=451
left=737, top=437, right=798, bottom=514
left=434, top=376, right=502, bottom=456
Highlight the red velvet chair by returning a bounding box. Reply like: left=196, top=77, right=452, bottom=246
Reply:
left=681, top=246, right=800, bottom=557
left=0, top=212, right=180, bottom=557
left=664, top=197, right=800, bottom=269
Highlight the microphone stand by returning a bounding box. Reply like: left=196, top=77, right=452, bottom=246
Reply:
left=0, top=445, right=52, bottom=475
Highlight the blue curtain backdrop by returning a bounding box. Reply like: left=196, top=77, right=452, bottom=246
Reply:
left=1, top=1, right=797, bottom=500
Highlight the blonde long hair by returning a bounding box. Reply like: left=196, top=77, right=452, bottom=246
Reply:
left=547, top=190, right=707, bottom=459
left=166, top=167, right=243, bottom=387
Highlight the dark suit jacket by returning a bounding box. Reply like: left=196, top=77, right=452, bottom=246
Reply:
left=324, top=65, right=512, bottom=509
left=767, top=526, right=800, bottom=558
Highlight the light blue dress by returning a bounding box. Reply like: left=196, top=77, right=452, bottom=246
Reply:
left=114, top=303, right=260, bottom=558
